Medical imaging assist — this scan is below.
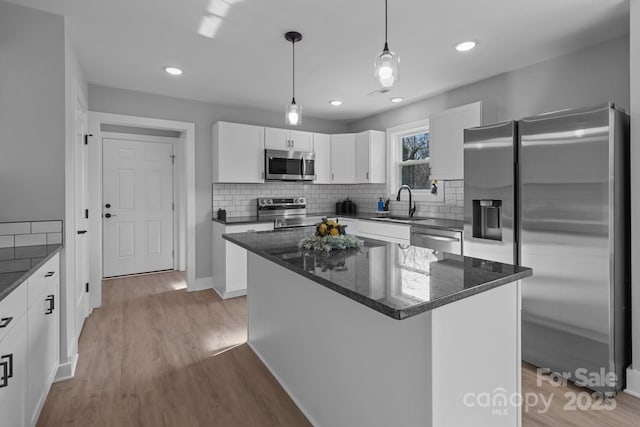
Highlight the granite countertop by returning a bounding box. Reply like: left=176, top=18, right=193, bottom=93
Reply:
left=212, top=215, right=273, bottom=225
left=223, top=229, right=531, bottom=320
left=213, top=213, right=463, bottom=231
left=0, top=244, right=63, bottom=302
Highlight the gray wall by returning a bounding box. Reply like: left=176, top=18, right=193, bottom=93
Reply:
left=88, top=85, right=350, bottom=278
left=349, top=35, right=630, bottom=132
left=0, top=1, right=66, bottom=221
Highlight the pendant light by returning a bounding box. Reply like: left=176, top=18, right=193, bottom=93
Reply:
left=374, top=0, right=399, bottom=88
left=285, top=31, right=302, bottom=126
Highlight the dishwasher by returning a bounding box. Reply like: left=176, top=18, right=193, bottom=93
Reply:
left=410, top=225, right=462, bottom=255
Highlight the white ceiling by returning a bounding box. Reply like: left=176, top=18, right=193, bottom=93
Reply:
left=7, top=0, right=630, bottom=121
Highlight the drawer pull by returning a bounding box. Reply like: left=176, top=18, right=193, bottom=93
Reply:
left=412, top=233, right=460, bottom=242
left=0, top=354, right=13, bottom=388
left=45, top=271, right=55, bottom=277
left=45, top=295, right=55, bottom=315
left=0, top=317, right=12, bottom=328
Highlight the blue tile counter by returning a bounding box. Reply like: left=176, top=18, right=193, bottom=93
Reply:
left=223, top=228, right=531, bottom=319
left=0, top=244, right=62, bottom=302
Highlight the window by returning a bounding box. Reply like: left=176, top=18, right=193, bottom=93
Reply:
left=399, top=131, right=430, bottom=189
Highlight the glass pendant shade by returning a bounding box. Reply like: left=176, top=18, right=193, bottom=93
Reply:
left=375, top=46, right=399, bottom=88
left=286, top=99, right=302, bottom=125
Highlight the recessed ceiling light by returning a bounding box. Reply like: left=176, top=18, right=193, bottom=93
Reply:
left=390, top=97, right=404, bottom=103
left=455, top=41, right=477, bottom=52
left=164, top=66, right=183, bottom=76
left=329, top=100, right=342, bottom=106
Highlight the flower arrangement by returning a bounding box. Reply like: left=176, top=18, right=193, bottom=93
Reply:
left=298, top=218, right=363, bottom=252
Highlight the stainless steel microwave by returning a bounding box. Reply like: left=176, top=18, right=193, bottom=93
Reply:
left=265, top=149, right=315, bottom=181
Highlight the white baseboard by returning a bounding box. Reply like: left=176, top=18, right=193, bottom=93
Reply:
left=625, top=366, right=640, bottom=398
left=189, top=276, right=213, bottom=292
left=212, top=283, right=247, bottom=299
left=54, top=351, right=79, bottom=382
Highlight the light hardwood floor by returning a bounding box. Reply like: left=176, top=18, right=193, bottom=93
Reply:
left=37, top=272, right=311, bottom=427
left=38, top=271, right=640, bottom=426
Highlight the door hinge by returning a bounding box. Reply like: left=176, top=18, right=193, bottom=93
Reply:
left=170, top=154, right=176, bottom=164
left=84, top=134, right=93, bottom=145
left=85, top=209, right=89, bottom=219
left=172, top=249, right=175, bottom=257
left=85, top=282, right=89, bottom=293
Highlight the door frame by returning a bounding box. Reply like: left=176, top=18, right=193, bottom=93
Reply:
left=101, top=132, right=182, bottom=272
left=87, top=112, right=196, bottom=307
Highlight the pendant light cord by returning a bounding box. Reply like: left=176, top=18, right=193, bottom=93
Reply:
left=291, top=39, right=296, bottom=102
left=385, top=0, right=388, bottom=44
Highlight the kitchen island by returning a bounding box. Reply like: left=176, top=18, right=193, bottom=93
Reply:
left=224, top=229, right=531, bottom=427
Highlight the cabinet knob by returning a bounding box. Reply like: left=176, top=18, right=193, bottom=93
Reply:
left=45, top=271, right=55, bottom=277
left=105, top=203, right=111, bottom=208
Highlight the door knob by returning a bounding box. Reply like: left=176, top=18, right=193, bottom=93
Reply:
left=105, top=213, right=116, bottom=218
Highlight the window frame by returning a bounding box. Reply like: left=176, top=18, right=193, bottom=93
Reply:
left=386, top=119, right=444, bottom=202
left=398, top=131, right=431, bottom=191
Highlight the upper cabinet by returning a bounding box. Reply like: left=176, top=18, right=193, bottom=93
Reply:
left=265, top=127, right=314, bottom=151
left=355, top=130, right=386, bottom=184
left=313, top=133, right=332, bottom=184
left=212, top=122, right=265, bottom=183
left=330, top=134, right=356, bottom=184
left=429, top=101, right=495, bottom=180
left=212, top=121, right=385, bottom=185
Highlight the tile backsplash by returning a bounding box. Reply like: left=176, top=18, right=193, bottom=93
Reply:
left=212, top=180, right=464, bottom=221
left=0, top=220, right=63, bottom=248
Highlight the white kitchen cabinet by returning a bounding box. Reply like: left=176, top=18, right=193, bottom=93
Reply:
left=212, top=221, right=274, bottom=298
left=337, top=218, right=359, bottom=235
left=355, top=130, right=386, bottom=184
left=0, top=252, right=59, bottom=427
left=0, top=290, right=27, bottom=427
left=429, top=101, right=495, bottom=180
left=313, top=133, right=331, bottom=184
left=26, top=254, right=59, bottom=427
left=351, top=219, right=410, bottom=244
left=330, top=134, right=356, bottom=183
left=265, top=127, right=314, bottom=152
left=212, top=122, right=265, bottom=183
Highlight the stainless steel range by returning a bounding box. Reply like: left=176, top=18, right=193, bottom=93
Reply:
left=257, top=197, right=324, bottom=229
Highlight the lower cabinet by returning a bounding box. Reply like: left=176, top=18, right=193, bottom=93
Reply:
left=0, top=313, right=26, bottom=427
left=0, top=252, right=59, bottom=427
left=345, top=219, right=410, bottom=245
left=212, top=222, right=274, bottom=298
left=26, top=255, right=59, bottom=427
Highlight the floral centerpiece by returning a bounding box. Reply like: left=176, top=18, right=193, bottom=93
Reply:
left=298, top=218, right=363, bottom=252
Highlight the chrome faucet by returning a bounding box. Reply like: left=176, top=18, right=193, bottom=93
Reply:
left=396, top=185, right=416, bottom=217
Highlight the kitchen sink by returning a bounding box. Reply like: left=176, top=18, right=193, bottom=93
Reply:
left=367, top=216, right=414, bottom=224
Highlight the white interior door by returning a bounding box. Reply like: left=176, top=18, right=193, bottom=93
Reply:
left=74, top=102, right=90, bottom=337
left=102, top=138, right=174, bottom=277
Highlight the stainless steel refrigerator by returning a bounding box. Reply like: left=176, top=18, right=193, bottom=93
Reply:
left=463, top=103, right=630, bottom=394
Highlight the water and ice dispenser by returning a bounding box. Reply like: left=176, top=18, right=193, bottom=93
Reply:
left=472, top=200, right=502, bottom=241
